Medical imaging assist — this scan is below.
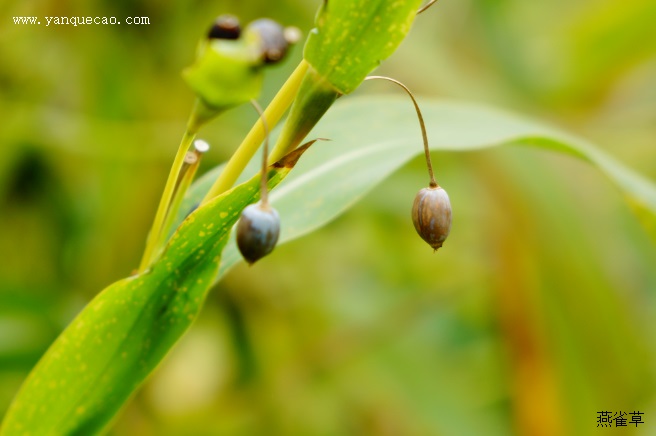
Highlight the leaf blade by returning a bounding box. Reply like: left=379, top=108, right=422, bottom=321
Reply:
left=304, top=0, right=424, bottom=94
left=0, top=152, right=305, bottom=435
left=179, top=95, right=656, bottom=281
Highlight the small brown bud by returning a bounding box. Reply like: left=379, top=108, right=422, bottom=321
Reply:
left=412, top=185, right=452, bottom=251
left=208, top=15, right=241, bottom=40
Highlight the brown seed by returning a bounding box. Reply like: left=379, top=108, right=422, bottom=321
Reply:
left=208, top=15, right=241, bottom=40
left=412, top=185, right=452, bottom=251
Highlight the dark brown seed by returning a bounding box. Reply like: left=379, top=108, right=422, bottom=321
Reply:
left=208, top=15, right=241, bottom=40
left=412, top=185, right=452, bottom=251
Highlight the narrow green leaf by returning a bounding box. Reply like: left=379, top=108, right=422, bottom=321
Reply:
left=270, top=1, right=424, bottom=165
left=304, top=0, right=424, bottom=94
left=180, top=95, right=656, bottom=282
left=0, top=147, right=310, bottom=435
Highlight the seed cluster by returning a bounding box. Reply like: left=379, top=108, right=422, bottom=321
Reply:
left=235, top=36, right=452, bottom=264
left=207, top=16, right=299, bottom=65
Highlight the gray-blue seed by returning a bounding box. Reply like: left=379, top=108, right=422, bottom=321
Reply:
left=236, top=203, right=280, bottom=264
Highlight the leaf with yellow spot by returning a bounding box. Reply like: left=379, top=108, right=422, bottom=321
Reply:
left=0, top=145, right=312, bottom=435
left=304, top=0, right=423, bottom=94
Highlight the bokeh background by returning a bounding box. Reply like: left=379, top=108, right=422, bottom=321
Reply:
left=1, top=0, right=656, bottom=435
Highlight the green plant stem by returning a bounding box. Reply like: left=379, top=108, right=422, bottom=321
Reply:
left=158, top=146, right=206, bottom=252
left=250, top=99, right=271, bottom=207
left=267, top=66, right=339, bottom=162
left=200, top=60, right=309, bottom=205
left=139, top=128, right=197, bottom=272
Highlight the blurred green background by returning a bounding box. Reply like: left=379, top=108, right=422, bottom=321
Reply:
left=1, top=0, right=655, bottom=435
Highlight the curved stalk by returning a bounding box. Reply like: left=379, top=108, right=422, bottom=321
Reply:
left=364, top=76, right=437, bottom=187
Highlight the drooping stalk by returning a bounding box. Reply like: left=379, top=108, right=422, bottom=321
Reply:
left=234, top=99, right=280, bottom=264
left=365, top=75, right=437, bottom=187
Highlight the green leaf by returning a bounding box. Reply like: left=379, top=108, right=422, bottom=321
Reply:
left=269, top=1, right=424, bottom=165
left=0, top=147, right=310, bottom=435
left=180, top=95, right=656, bottom=282
left=304, top=0, right=424, bottom=94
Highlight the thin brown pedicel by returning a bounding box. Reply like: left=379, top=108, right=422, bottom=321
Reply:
left=364, top=75, right=451, bottom=251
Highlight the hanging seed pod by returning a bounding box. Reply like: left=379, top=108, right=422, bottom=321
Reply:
left=236, top=99, right=281, bottom=264
left=412, top=184, right=452, bottom=251
left=237, top=203, right=280, bottom=264
left=364, top=75, right=452, bottom=251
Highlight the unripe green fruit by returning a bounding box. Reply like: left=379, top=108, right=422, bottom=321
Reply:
left=237, top=203, right=280, bottom=264
left=412, top=185, right=452, bottom=251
